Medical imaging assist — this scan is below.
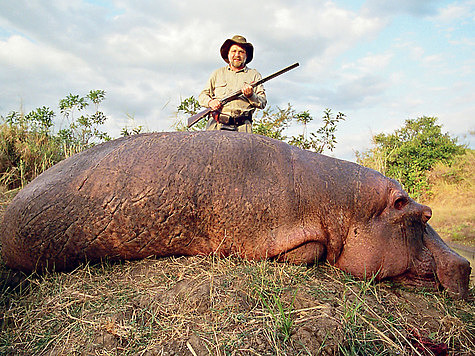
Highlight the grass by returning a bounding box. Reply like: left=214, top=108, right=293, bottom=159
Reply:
left=0, top=122, right=473, bottom=354
left=0, top=256, right=473, bottom=355
left=0, top=174, right=474, bottom=355
left=423, top=150, right=475, bottom=247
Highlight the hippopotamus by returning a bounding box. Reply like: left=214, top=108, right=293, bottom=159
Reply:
left=0, top=132, right=470, bottom=298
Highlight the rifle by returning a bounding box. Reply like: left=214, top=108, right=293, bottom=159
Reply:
left=187, top=62, right=299, bottom=128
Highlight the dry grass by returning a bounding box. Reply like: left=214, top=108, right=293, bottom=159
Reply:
left=1, top=150, right=474, bottom=355
left=423, top=150, right=475, bottom=246
left=1, top=256, right=474, bottom=355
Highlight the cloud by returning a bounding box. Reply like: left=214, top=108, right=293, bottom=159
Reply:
left=362, top=0, right=447, bottom=17
left=0, top=35, right=90, bottom=73
left=432, top=0, right=475, bottom=23
left=0, top=0, right=473, bottom=161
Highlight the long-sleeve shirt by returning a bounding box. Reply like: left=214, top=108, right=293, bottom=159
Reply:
left=198, top=65, right=267, bottom=119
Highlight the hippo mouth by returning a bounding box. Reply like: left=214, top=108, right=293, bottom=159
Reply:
left=423, top=225, right=471, bottom=299
left=391, top=258, right=440, bottom=291
left=392, top=225, right=471, bottom=298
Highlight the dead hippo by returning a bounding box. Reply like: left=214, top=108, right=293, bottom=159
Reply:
left=0, top=132, right=470, bottom=298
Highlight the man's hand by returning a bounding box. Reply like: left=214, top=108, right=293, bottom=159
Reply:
left=208, top=99, right=222, bottom=111
left=242, top=84, right=253, bottom=98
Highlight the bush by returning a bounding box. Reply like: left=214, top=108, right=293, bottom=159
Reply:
left=0, top=114, right=65, bottom=189
left=176, top=97, right=346, bottom=154
left=356, top=116, right=466, bottom=199
left=254, top=106, right=346, bottom=153
left=0, top=90, right=111, bottom=190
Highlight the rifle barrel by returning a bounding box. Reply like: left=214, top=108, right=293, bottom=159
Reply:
left=253, top=62, right=299, bottom=87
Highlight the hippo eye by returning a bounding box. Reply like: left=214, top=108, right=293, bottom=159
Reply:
left=394, top=197, right=408, bottom=210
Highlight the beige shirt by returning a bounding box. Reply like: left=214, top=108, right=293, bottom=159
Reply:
left=198, top=65, right=267, bottom=118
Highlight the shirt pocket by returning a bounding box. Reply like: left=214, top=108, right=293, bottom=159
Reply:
left=215, top=81, right=228, bottom=98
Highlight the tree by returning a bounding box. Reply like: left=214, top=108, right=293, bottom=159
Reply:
left=58, top=90, right=111, bottom=148
left=356, top=116, right=465, bottom=198
left=287, top=109, right=346, bottom=153
left=174, top=96, right=207, bottom=131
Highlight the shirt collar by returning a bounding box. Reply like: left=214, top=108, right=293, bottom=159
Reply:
left=227, top=65, right=248, bottom=73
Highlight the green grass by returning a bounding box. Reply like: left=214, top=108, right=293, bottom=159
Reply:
left=1, top=119, right=474, bottom=354
left=2, top=256, right=473, bottom=355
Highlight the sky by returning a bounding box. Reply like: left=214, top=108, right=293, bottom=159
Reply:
left=0, top=0, right=473, bottom=161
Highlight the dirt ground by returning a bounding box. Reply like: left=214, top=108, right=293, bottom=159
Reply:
left=1, top=186, right=474, bottom=355
left=1, top=255, right=474, bottom=355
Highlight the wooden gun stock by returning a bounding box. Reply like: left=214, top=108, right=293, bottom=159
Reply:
left=187, top=62, right=299, bottom=128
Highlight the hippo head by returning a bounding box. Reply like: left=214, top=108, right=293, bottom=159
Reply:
left=335, top=176, right=471, bottom=299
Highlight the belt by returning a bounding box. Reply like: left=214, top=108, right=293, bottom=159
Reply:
left=216, top=113, right=252, bottom=126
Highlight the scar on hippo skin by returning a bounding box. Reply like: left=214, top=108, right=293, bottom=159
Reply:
left=0, top=131, right=470, bottom=299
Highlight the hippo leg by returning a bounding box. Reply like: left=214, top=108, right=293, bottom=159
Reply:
left=274, top=241, right=326, bottom=264
left=265, top=226, right=329, bottom=265
left=423, top=224, right=471, bottom=299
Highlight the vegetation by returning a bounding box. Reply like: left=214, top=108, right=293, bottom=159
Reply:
left=0, top=90, right=111, bottom=189
left=355, top=117, right=474, bottom=247
left=175, top=96, right=346, bottom=154
left=424, top=149, right=475, bottom=246
left=0, top=256, right=473, bottom=355
left=1, top=113, right=65, bottom=190
left=0, top=94, right=473, bottom=354
left=173, top=95, right=207, bottom=131
left=58, top=90, right=111, bottom=147
left=253, top=105, right=346, bottom=154
left=356, top=116, right=466, bottom=199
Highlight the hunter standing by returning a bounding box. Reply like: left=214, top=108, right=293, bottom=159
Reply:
left=198, top=35, right=267, bottom=132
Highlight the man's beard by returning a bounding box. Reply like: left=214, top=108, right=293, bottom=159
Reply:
left=230, top=57, right=245, bottom=69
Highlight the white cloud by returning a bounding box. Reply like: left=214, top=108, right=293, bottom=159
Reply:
left=0, top=35, right=91, bottom=75
left=362, top=0, right=446, bottom=17
left=433, top=0, right=475, bottom=22
left=341, top=52, right=393, bottom=74
left=0, top=0, right=473, bottom=161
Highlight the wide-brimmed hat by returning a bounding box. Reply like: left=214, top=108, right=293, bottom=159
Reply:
left=220, top=35, right=254, bottom=64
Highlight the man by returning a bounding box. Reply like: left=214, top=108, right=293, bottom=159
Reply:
left=198, top=35, right=267, bottom=132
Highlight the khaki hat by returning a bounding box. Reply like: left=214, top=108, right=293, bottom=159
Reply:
left=220, top=35, right=254, bottom=64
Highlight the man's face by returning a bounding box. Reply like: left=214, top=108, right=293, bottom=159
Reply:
left=228, top=44, right=247, bottom=70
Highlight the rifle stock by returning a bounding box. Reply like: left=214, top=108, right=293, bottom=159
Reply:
left=187, top=107, right=214, bottom=128
left=187, top=62, right=299, bottom=128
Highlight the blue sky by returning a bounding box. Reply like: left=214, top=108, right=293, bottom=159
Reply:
left=0, top=0, right=473, bottom=160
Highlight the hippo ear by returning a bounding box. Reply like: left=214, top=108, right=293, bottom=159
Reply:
left=393, top=195, right=409, bottom=210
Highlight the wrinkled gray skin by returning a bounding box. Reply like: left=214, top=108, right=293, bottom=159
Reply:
left=1, top=132, right=470, bottom=298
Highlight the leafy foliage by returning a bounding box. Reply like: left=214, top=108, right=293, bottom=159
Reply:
left=120, top=113, right=145, bottom=137
left=177, top=96, right=346, bottom=154
left=174, top=96, right=207, bottom=131
left=121, top=125, right=144, bottom=137
left=287, top=109, right=346, bottom=153
left=0, top=90, right=111, bottom=189
left=356, top=116, right=465, bottom=198
left=58, top=90, right=111, bottom=148
left=254, top=105, right=345, bottom=153
left=252, top=104, right=294, bottom=141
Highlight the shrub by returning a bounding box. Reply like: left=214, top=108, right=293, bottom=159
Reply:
left=356, top=116, right=465, bottom=199
left=0, top=90, right=111, bottom=189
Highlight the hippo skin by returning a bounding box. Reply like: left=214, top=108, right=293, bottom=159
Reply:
left=0, top=132, right=471, bottom=298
